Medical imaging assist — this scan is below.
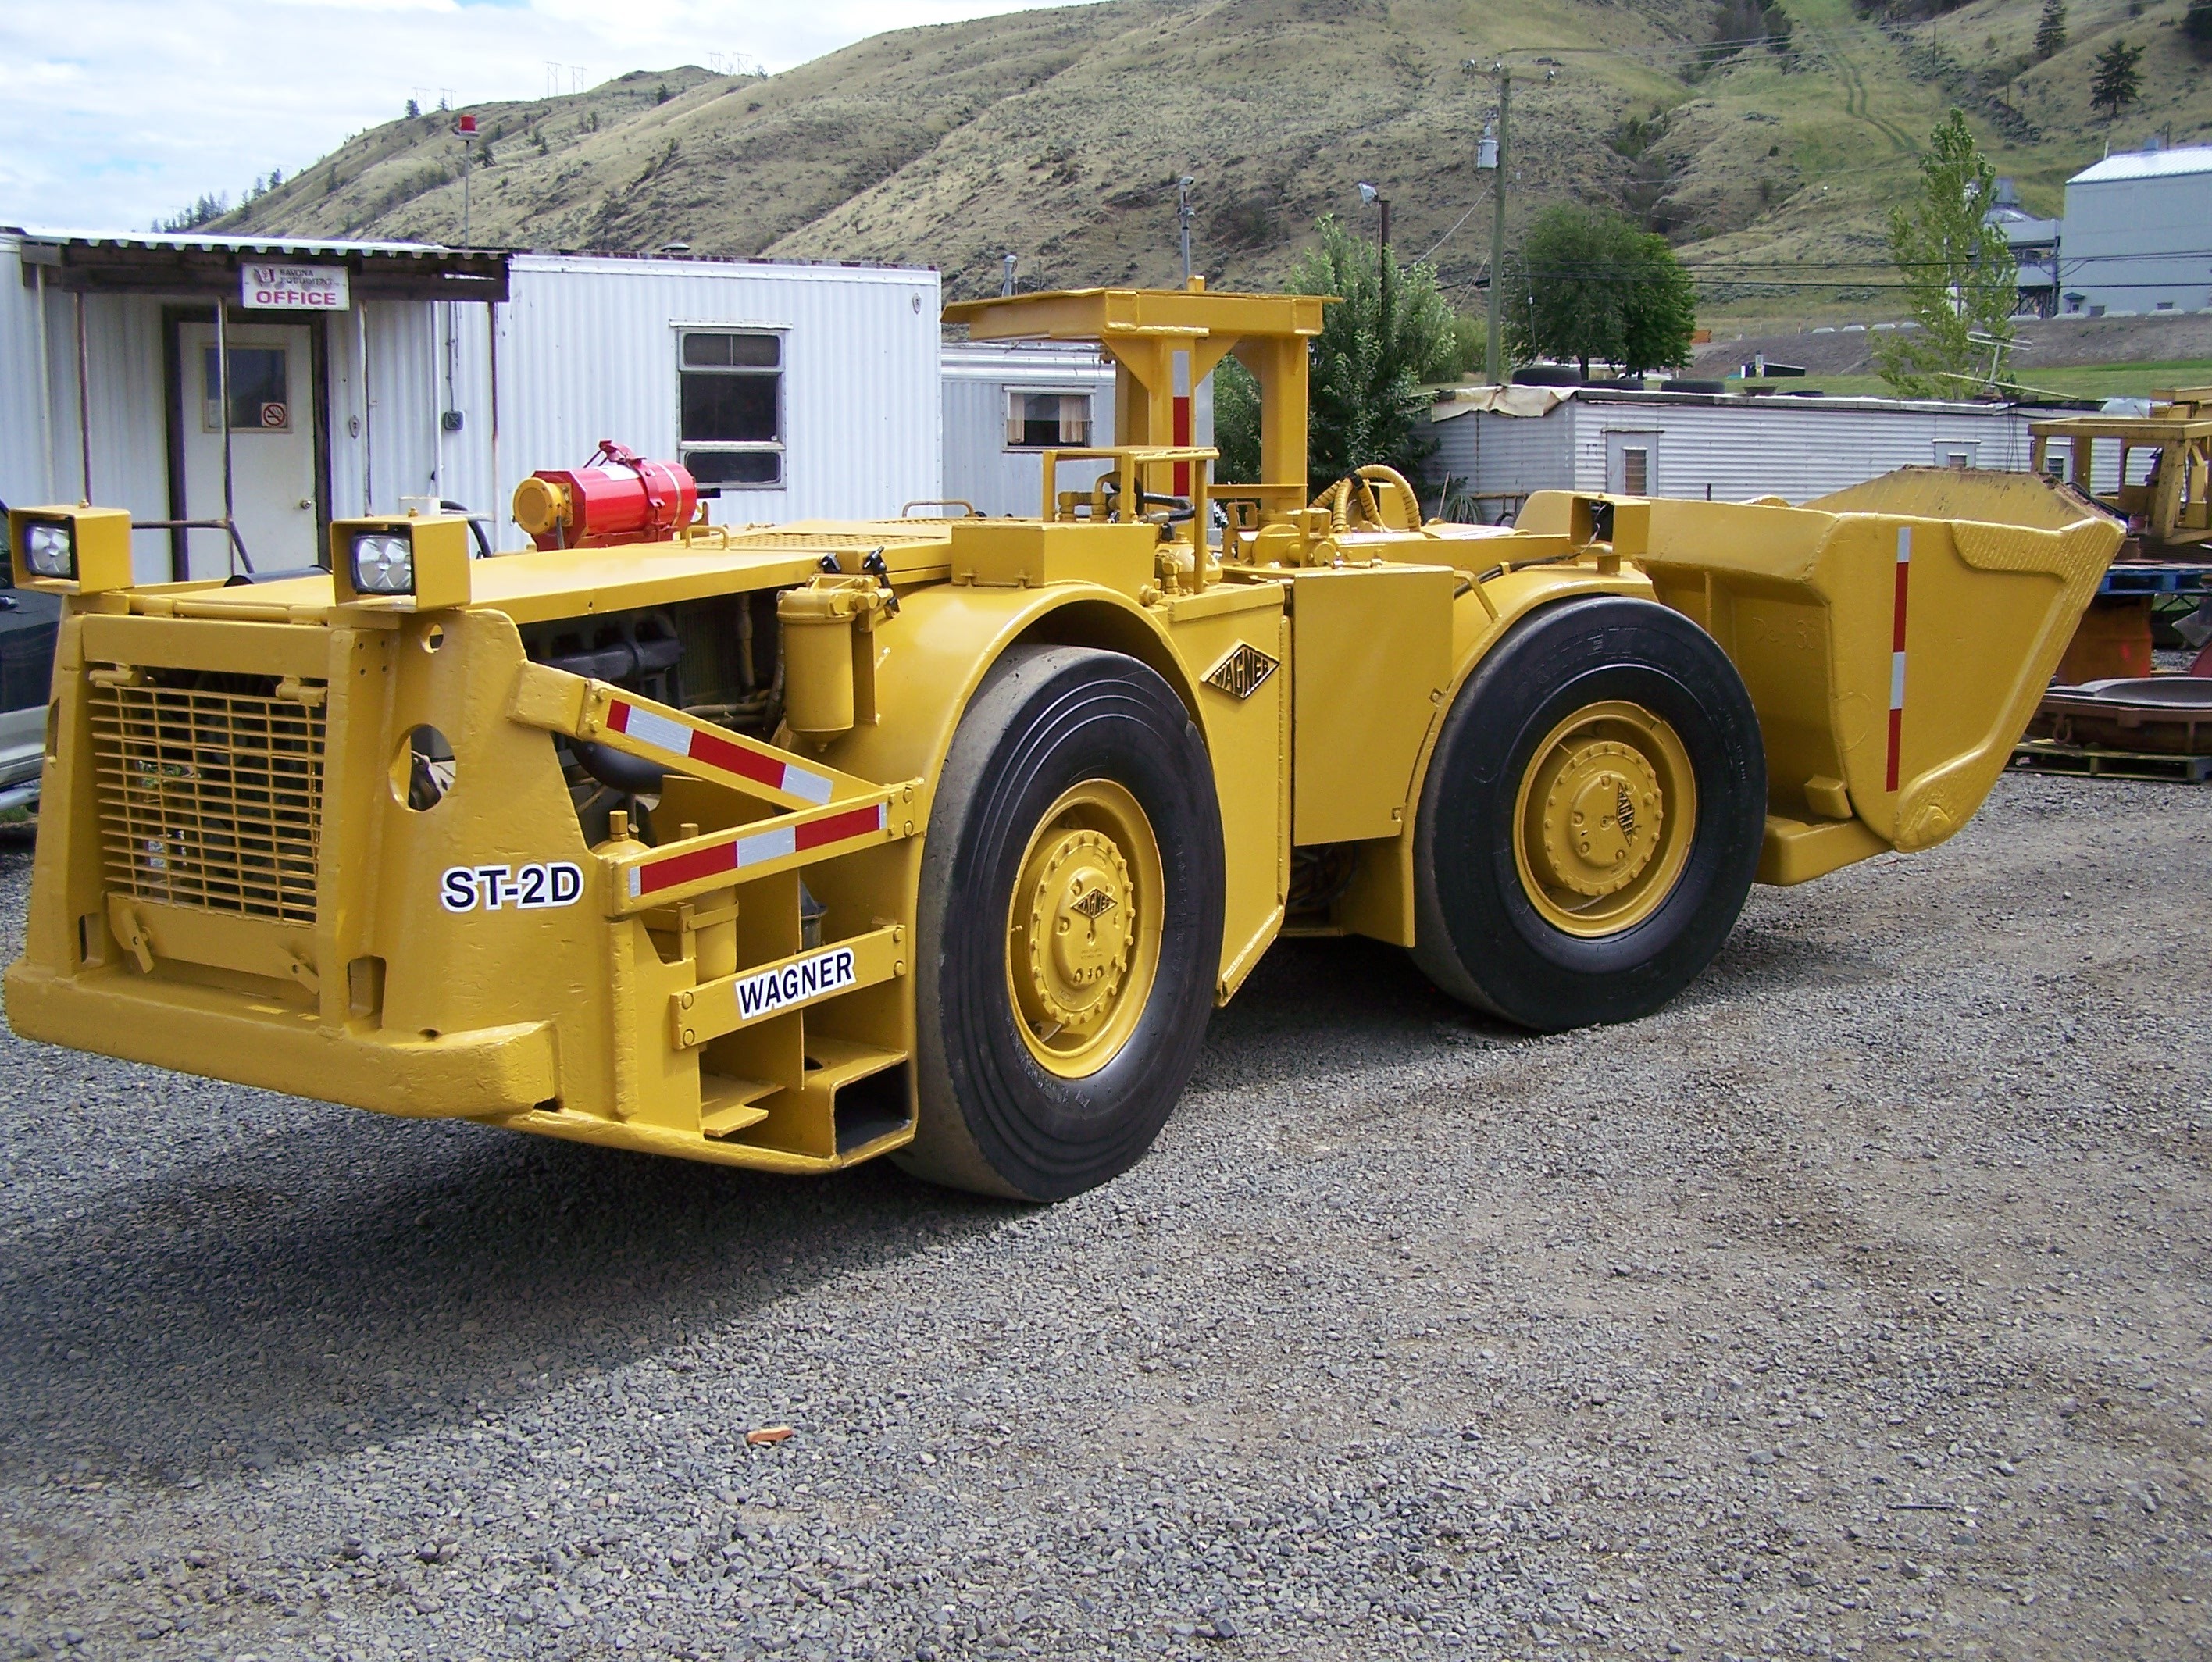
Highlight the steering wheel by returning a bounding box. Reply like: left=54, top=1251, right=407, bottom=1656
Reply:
left=1311, top=464, right=1425, bottom=533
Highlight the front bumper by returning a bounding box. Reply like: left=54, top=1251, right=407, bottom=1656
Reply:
left=4, top=960, right=556, bottom=1117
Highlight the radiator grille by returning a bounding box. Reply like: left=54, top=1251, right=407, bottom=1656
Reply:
left=91, top=677, right=326, bottom=924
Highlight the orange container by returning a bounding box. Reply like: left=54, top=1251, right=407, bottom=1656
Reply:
left=2057, top=597, right=2154, bottom=684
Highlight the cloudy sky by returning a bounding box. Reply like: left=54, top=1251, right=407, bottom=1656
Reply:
left=2, top=0, right=1097, bottom=233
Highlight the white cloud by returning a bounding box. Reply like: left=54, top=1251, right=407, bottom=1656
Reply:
left=0, top=0, right=1100, bottom=230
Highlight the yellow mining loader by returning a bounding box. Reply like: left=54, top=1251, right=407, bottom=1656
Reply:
left=4, top=286, right=2121, bottom=1200
left=2032, top=387, right=2212, bottom=555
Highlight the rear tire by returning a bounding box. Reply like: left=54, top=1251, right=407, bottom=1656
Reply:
left=1413, top=596, right=1764, bottom=1031
left=896, top=647, right=1225, bottom=1200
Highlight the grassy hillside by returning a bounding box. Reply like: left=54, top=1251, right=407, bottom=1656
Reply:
left=210, top=0, right=2212, bottom=323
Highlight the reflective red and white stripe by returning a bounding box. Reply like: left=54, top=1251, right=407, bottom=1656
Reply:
left=605, top=698, right=833, bottom=806
left=626, top=802, right=889, bottom=900
left=1885, top=526, right=1911, bottom=793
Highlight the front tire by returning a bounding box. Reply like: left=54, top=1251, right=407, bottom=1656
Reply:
left=1413, top=596, right=1765, bottom=1031
left=897, top=647, right=1225, bottom=1200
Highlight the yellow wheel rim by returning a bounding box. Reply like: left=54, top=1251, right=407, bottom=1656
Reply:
left=1005, top=779, right=1165, bottom=1079
left=1511, top=700, right=1696, bottom=938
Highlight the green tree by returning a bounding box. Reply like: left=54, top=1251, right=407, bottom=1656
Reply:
left=2090, top=38, right=2143, bottom=117
left=2185, top=0, right=2212, bottom=61
left=405, top=98, right=421, bottom=119
left=2034, top=0, right=2067, bottom=59
left=1501, top=204, right=1698, bottom=378
left=1875, top=110, right=2018, bottom=399
left=1621, top=244, right=1699, bottom=377
left=1214, top=215, right=1457, bottom=490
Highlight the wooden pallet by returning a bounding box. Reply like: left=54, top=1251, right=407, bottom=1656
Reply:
left=2100, top=563, right=2212, bottom=598
left=2010, top=739, right=2212, bottom=783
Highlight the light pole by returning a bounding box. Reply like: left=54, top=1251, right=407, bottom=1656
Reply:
left=1358, top=182, right=1391, bottom=346
left=1177, top=176, right=1197, bottom=284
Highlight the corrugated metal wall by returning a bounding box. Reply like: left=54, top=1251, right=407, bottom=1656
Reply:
left=1436, top=392, right=2046, bottom=510
left=1431, top=399, right=1573, bottom=510
left=2063, top=169, right=2212, bottom=315
left=0, top=256, right=179, bottom=582
left=0, top=238, right=56, bottom=512
left=943, top=342, right=1116, bottom=517
left=480, top=256, right=940, bottom=540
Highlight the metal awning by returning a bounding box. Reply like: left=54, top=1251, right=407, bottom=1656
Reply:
left=9, top=227, right=509, bottom=302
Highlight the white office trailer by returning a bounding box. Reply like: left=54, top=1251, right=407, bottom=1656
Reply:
left=0, top=230, right=941, bottom=583
left=1430, top=386, right=2049, bottom=513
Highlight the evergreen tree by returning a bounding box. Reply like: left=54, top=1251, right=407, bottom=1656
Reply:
left=2034, top=0, right=2067, bottom=60
left=2090, top=38, right=2144, bottom=118
left=1876, top=110, right=2018, bottom=398
left=405, top=98, right=420, bottom=119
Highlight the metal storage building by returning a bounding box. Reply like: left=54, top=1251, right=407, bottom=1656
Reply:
left=0, top=230, right=941, bottom=583
left=2053, top=144, right=2212, bottom=318
left=1431, top=386, right=2050, bottom=512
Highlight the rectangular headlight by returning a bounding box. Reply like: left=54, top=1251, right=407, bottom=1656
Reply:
left=350, top=531, right=414, bottom=595
left=22, top=519, right=75, bottom=580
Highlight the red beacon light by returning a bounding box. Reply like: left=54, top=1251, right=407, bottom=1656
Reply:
left=511, top=440, right=701, bottom=551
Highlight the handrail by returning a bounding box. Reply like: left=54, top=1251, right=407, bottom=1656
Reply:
left=1036, top=444, right=1218, bottom=527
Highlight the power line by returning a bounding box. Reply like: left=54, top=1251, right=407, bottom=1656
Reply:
left=1414, top=184, right=1493, bottom=266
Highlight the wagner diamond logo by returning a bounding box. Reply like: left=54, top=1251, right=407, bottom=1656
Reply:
left=1203, top=641, right=1280, bottom=701
left=1071, top=889, right=1117, bottom=920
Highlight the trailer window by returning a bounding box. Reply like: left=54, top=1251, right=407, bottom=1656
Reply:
left=201, top=345, right=291, bottom=433
left=1622, top=447, right=1648, bottom=496
left=679, top=330, right=783, bottom=487
left=1006, top=391, right=1092, bottom=450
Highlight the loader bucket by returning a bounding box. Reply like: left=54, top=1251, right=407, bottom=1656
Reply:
left=1623, top=469, right=2121, bottom=883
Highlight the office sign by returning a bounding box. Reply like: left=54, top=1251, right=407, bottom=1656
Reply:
left=241, top=262, right=350, bottom=312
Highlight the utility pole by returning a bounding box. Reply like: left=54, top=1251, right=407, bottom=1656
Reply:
left=1379, top=196, right=1390, bottom=342
left=1177, top=177, right=1197, bottom=284
left=1486, top=63, right=1511, bottom=387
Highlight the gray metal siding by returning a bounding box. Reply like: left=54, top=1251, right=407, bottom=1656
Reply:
left=2061, top=169, right=2212, bottom=315
left=6, top=284, right=180, bottom=582
left=0, top=237, right=55, bottom=513
left=1431, top=402, right=1575, bottom=505
left=942, top=343, right=1115, bottom=519
left=1436, top=394, right=2040, bottom=510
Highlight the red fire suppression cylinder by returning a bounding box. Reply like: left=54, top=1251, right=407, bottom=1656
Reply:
left=511, top=440, right=699, bottom=551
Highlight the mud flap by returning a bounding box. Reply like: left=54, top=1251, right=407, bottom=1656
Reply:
left=1575, top=469, right=2121, bottom=884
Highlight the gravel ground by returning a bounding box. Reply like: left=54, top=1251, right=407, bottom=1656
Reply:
left=2, top=772, right=2208, bottom=1662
